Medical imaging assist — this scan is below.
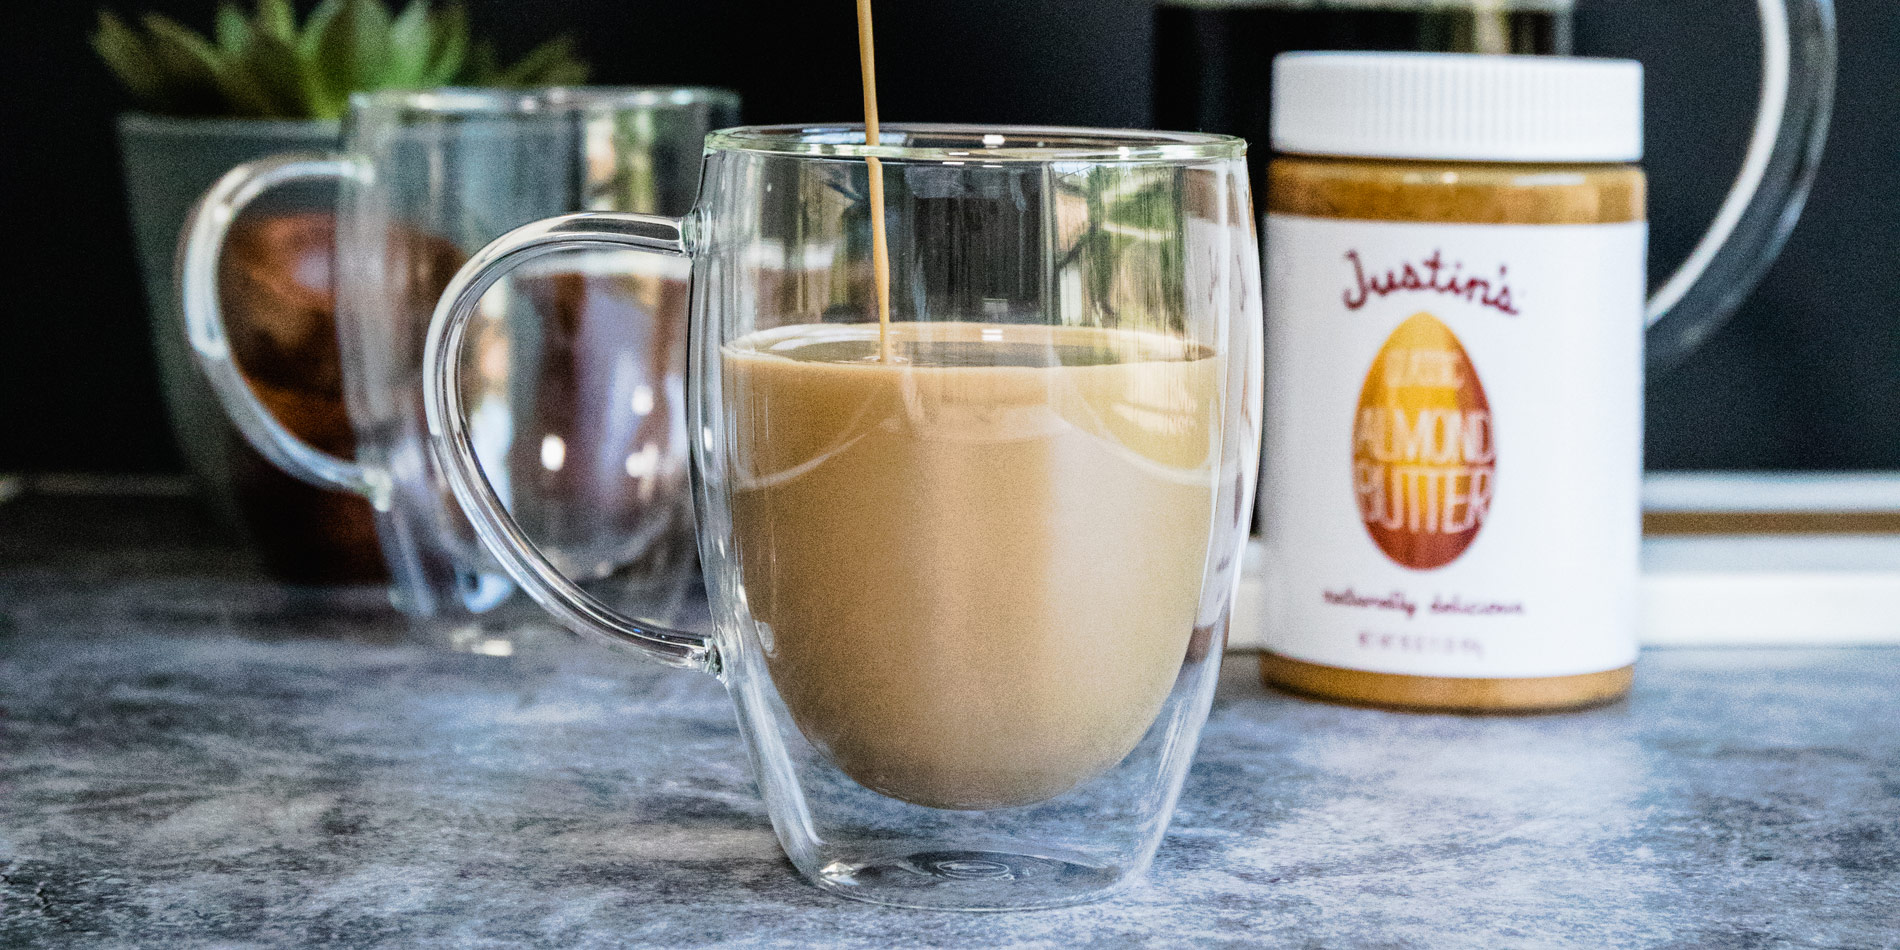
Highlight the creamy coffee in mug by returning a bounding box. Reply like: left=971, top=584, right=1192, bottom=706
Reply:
left=726, top=321, right=1218, bottom=809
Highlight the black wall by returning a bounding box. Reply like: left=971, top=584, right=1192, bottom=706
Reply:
left=3, top=0, right=1893, bottom=472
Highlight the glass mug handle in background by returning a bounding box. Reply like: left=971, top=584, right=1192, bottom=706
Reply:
left=178, top=154, right=375, bottom=499
left=422, top=212, right=713, bottom=672
left=1643, top=0, right=1836, bottom=370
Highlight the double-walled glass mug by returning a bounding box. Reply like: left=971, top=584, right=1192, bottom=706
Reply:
left=181, top=88, right=740, bottom=649
left=423, top=125, right=1263, bottom=909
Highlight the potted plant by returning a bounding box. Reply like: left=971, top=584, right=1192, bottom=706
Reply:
left=93, top=0, right=586, bottom=582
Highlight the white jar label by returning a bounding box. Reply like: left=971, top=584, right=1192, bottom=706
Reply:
left=1260, top=214, right=1645, bottom=678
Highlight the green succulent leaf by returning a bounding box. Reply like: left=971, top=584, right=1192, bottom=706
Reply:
left=309, top=0, right=395, bottom=118
left=254, top=0, right=295, bottom=42
left=91, top=12, right=167, bottom=107
left=218, top=58, right=288, bottom=117
left=215, top=4, right=252, bottom=54
left=139, top=13, right=228, bottom=114
left=384, top=0, right=433, bottom=88
left=422, top=3, right=469, bottom=85
left=244, top=30, right=316, bottom=117
left=297, top=0, right=342, bottom=59
left=138, top=13, right=219, bottom=78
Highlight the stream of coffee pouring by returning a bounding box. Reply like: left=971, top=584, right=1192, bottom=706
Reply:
left=856, top=0, right=893, bottom=361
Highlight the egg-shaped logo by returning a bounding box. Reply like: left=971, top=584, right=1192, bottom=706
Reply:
left=1352, top=312, right=1496, bottom=570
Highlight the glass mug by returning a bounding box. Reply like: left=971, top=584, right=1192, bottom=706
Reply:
left=423, top=125, right=1263, bottom=908
left=181, top=87, right=740, bottom=649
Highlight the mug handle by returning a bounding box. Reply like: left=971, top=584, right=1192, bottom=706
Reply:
left=423, top=212, right=716, bottom=673
left=1644, top=0, right=1836, bottom=370
left=179, top=153, right=374, bottom=498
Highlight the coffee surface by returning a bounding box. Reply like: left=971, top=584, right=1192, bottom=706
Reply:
left=726, top=321, right=1221, bottom=809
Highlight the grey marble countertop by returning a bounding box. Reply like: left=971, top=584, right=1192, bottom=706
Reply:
left=2, top=492, right=1897, bottom=948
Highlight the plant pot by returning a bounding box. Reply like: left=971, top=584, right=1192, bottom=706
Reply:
left=119, top=112, right=383, bottom=584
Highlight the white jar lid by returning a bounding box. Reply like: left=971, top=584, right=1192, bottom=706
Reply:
left=1271, top=52, right=1644, bottom=163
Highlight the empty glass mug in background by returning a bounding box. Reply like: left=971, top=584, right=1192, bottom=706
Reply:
left=424, top=125, right=1262, bottom=908
left=1156, top=0, right=1835, bottom=370
left=180, top=88, right=741, bottom=648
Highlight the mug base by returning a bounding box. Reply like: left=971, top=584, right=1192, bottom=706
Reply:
left=811, top=845, right=1134, bottom=911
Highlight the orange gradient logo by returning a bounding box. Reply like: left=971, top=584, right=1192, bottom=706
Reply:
left=1352, top=312, right=1496, bottom=570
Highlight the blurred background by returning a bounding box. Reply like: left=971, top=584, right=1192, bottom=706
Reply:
left=2, top=0, right=1893, bottom=475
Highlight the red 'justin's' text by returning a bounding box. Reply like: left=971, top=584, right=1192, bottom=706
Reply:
left=1343, top=249, right=1520, bottom=316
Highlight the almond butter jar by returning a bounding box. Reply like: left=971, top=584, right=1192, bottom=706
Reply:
left=1258, top=53, right=1647, bottom=712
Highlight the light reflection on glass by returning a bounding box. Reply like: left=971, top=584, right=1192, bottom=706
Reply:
left=625, top=443, right=661, bottom=480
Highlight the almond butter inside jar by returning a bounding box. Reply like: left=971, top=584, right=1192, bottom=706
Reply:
left=1258, top=53, right=1648, bottom=712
